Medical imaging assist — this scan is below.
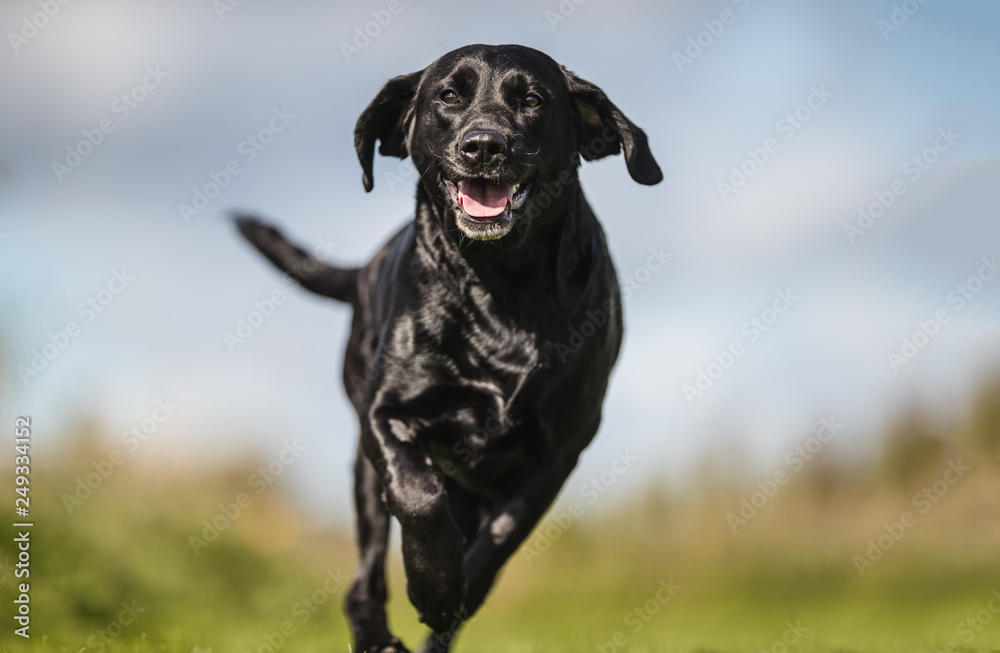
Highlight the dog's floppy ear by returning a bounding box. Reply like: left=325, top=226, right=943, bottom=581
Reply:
left=562, top=68, right=663, bottom=186
left=354, top=70, right=423, bottom=192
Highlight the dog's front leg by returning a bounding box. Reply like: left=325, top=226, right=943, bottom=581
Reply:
left=464, top=460, right=577, bottom=613
left=363, top=407, right=467, bottom=634
left=417, top=460, right=578, bottom=653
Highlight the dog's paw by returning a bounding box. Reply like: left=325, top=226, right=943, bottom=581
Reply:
left=416, top=627, right=462, bottom=653
left=360, top=636, right=410, bottom=653
left=408, top=582, right=465, bottom=633
left=404, top=554, right=465, bottom=632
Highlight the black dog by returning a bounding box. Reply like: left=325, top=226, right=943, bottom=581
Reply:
left=236, top=44, right=661, bottom=653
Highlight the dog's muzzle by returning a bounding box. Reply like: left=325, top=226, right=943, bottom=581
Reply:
left=445, top=179, right=532, bottom=241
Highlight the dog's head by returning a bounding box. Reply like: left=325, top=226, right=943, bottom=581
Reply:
left=355, top=44, right=662, bottom=242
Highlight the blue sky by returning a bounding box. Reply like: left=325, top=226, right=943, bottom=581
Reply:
left=1, top=0, right=998, bottom=525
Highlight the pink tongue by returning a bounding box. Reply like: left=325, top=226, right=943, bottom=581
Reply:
left=459, top=180, right=513, bottom=218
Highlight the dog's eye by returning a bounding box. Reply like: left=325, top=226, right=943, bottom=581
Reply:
left=441, top=90, right=459, bottom=105
left=524, top=94, right=541, bottom=108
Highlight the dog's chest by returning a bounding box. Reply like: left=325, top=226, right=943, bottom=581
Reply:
left=378, top=267, right=613, bottom=491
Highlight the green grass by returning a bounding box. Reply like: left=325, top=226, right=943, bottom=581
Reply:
left=3, top=383, right=1000, bottom=652
left=4, top=466, right=1000, bottom=653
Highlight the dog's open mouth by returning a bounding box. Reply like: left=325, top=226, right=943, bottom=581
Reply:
left=446, top=179, right=532, bottom=240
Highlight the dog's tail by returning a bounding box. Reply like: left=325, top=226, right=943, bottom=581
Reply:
left=234, top=214, right=358, bottom=305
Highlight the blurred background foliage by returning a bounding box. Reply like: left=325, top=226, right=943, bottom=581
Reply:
left=2, top=372, right=999, bottom=652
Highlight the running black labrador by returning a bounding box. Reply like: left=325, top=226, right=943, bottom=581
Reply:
left=236, top=44, right=661, bottom=653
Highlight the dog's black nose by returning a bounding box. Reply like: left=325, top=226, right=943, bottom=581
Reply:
left=460, top=129, right=507, bottom=165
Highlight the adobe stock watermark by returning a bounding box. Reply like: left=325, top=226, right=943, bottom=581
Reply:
left=844, top=127, right=959, bottom=243
left=339, top=0, right=406, bottom=63
left=82, top=600, right=144, bottom=651
left=520, top=450, right=639, bottom=566
left=620, top=247, right=672, bottom=301
left=224, top=234, right=340, bottom=353
left=246, top=568, right=350, bottom=652
left=853, top=458, right=970, bottom=576
left=384, top=155, right=419, bottom=193
left=178, top=107, right=295, bottom=223
left=62, top=398, right=179, bottom=514
left=17, top=268, right=136, bottom=386
left=760, top=620, right=810, bottom=653
left=544, top=0, right=590, bottom=31
left=213, top=0, right=246, bottom=21
left=51, top=65, right=169, bottom=182
left=887, top=255, right=997, bottom=372
left=726, top=416, right=843, bottom=533
left=594, top=578, right=682, bottom=653
left=673, top=0, right=753, bottom=73
left=717, top=85, right=833, bottom=201
left=188, top=439, right=306, bottom=556
left=223, top=288, right=288, bottom=354
left=936, top=589, right=1000, bottom=653
left=0, top=557, right=14, bottom=586
left=877, top=0, right=932, bottom=42
left=554, top=246, right=671, bottom=362
left=7, top=0, right=75, bottom=55
left=682, top=287, right=798, bottom=404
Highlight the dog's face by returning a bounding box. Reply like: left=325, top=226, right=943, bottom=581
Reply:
left=412, top=46, right=574, bottom=242
left=355, top=44, right=662, bottom=242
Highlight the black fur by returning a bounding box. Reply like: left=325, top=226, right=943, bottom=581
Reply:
left=236, top=44, right=661, bottom=653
